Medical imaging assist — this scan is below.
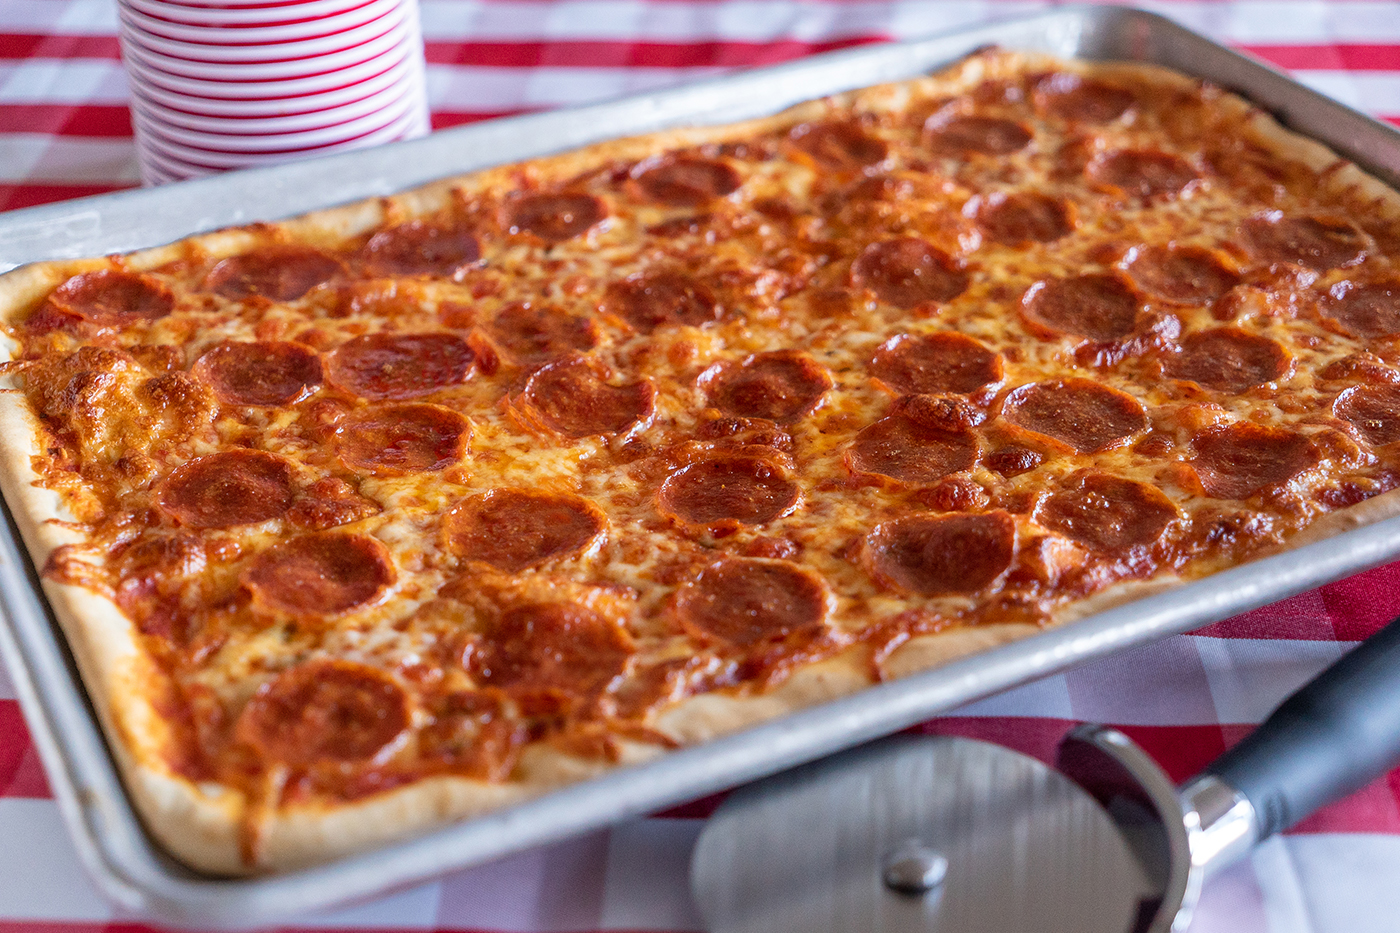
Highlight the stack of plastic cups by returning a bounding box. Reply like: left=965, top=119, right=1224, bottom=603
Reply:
left=116, top=0, right=431, bottom=185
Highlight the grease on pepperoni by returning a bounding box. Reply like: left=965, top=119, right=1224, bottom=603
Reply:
left=1240, top=213, right=1369, bottom=271
left=325, top=332, right=474, bottom=400
left=1033, top=73, right=1135, bottom=123
left=363, top=220, right=481, bottom=278
left=658, top=456, right=799, bottom=526
left=203, top=246, right=343, bottom=301
left=1021, top=273, right=1140, bottom=341
left=602, top=270, right=721, bottom=333
left=846, top=403, right=979, bottom=485
left=674, top=558, right=827, bottom=647
left=519, top=356, right=654, bottom=437
left=335, top=403, right=469, bottom=475
left=1089, top=150, right=1198, bottom=201
left=242, top=532, right=395, bottom=616
left=443, top=489, right=605, bottom=572
left=926, top=115, right=1032, bottom=156
left=789, top=121, right=889, bottom=169
left=1002, top=379, right=1147, bottom=453
left=192, top=341, right=322, bottom=407
left=39, top=269, right=174, bottom=330
left=861, top=511, right=1016, bottom=596
left=633, top=157, right=742, bottom=206
left=235, top=660, right=409, bottom=766
left=1124, top=245, right=1240, bottom=305
left=507, top=193, right=607, bottom=242
left=470, top=602, right=631, bottom=700
left=699, top=350, right=832, bottom=423
left=869, top=332, right=1003, bottom=396
left=971, top=191, right=1075, bottom=246
left=1191, top=422, right=1318, bottom=499
left=1166, top=328, right=1289, bottom=393
left=1335, top=385, right=1400, bottom=446
left=1321, top=280, right=1400, bottom=338
left=851, top=238, right=968, bottom=309
left=156, top=450, right=294, bottom=529
left=1039, top=473, right=1178, bottom=552
left=486, top=302, right=600, bottom=365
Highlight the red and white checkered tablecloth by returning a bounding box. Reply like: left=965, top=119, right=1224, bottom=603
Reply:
left=4, top=1, right=1400, bottom=930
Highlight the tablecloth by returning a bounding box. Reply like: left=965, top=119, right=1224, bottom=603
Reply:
left=3, top=0, right=1400, bottom=929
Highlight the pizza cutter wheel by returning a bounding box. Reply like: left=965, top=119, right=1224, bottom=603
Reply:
left=692, top=615, right=1400, bottom=933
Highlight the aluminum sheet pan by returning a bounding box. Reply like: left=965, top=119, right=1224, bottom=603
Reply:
left=3, top=5, right=1400, bottom=927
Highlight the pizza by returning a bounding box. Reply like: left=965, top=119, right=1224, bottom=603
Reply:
left=1, top=47, right=1398, bottom=875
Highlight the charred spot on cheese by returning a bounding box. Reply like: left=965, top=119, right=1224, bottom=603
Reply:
left=235, top=660, right=409, bottom=766
left=1033, top=72, right=1136, bottom=123
left=334, top=403, right=470, bottom=475
left=658, top=456, right=800, bottom=527
left=242, top=532, right=395, bottom=616
left=869, top=332, right=1003, bottom=396
left=861, top=511, right=1017, bottom=596
left=506, top=192, right=608, bottom=242
left=601, top=269, right=722, bottom=333
left=851, top=238, right=969, bottom=309
left=1335, top=385, right=1400, bottom=447
left=1165, top=328, right=1290, bottom=393
left=632, top=156, right=743, bottom=206
left=673, top=558, right=828, bottom=648
left=1123, top=245, right=1240, bottom=305
left=1239, top=213, right=1369, bottom=271
left=443, top=488, right=606, bottom=572
left=925, top=115, right=1033, bottom=156
left=1001, top=379, right=1148, bottom=453
left=1320, top=280, right=1400, bottom=338
left=516, top=356, right=655, bottom=437
left=34, top=269, right=174, bottom=332
left=698, top=350, right=832, bottom=424
left=1189, top=422, right=1319, bottom=500
left=156, top=450, right=295, bottom=529
left=469, top=602, right=632, bottom=706
left=325, top=332, right=475, bottom=401
left=1021, top=273, right=1141, bottom=341
left=969, top=191, right=1076, bottom=246
left=845, top=399, right=980, bottom=485
left=789, top=121, right=889, bottom=170
left=362, top=220, right=481, bottom=278
left=1088, top=149, right=1199, bottom=202
left=203, top=245, right=344, bottom=301
left=1038, top=473, right=1178, bottom=552
left=192, top=341, right=322, bottom=407
left=485, top=302, right=599, bottom=367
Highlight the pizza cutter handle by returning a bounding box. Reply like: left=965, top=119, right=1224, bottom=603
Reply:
left=1206, top=614, right=1400, bottom=841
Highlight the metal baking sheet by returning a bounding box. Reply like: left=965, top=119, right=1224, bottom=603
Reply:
left=3, top=5, right=1400, bottom=927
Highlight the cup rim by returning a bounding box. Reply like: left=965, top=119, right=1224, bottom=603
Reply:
left=122, top=42, right=411, bottom=99
left=116, top=13, right=404, bottom=62
left=128, top=80, right=412, bottom=132
left=117, top=0, right=399, bottom=31
left=137, top=106, right=419, bottom=167
left=124, top=54, right=414, bottom=113
left=117, top=0, right=404, bottom=45
left=121, top=19, right=408, bottom=79
left=130, top=90, right=412, bottom=149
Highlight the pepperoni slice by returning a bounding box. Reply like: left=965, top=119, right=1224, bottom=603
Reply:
left=1335, top=385, right=1400, bottom=446
left=156, top=450, right=294, bottom=529
left=861, top=511, right=1016, bottom=596
left=235, top=660, right=409, bottom=766
left=1021, top=273, right=1140, bottom=341
left=699, top=350, right=832, bottom=424
left=1321, top=280, right=1400, bottom=338
left=1033, top=73, right=1135, bottom=123
left=362, top=220, right=481, bottom=278
left=846, top=407, right=979, bottom=485
left=602, top=270, right=721, bottom=333
left=487, top=302, right=600, bottom=365
left=1039, top=474, right=1178, bottom=552
left=507, top=193, right=607, bottom=242
left=790, top=121, right=889, bottom=169
left=1166, top=328, right=1289, bottom=393
left=471, top=602, right=631, bottom=700
left=851, top=238, right=968, bottom=309
left=443, top=489, right=605, bottom=572
left=325, top=332, right=474, bottom=401
left=1191, top=422, right=1318, bottom=499
left=926, top=116, right=1032, bottom=156
left=192, top=341, right=322, bottom=407
left=972, top=192, right=1075, bottom=246
left=674, top=559, right=828, bottom=648
left=41, top=269, right=174, bottom=328
left=634, top=157, right=742, bottom=206
left=1240, top=213, right=1369, bottom=271
left=1089, top=150, right=1198, bottom=201
left=242, top=532, right=395, bottom=616
left=869, top=332, right=1003, bottom=396
left=335, top=403, right=469, bottom=475
left=1124, top=245, right=1240, bottom=305
left=658, top=456, right=799, bottom=526
left=1002, top=379, right=1147, bottom=453
left=203, top=246, right=343, bottom=301
left=519, top=356, right=654, bottom=437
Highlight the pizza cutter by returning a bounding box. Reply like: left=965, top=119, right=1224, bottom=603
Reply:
left=692, top=614, right=1400, bottom=933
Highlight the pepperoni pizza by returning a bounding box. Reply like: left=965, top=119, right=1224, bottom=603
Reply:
left=1, top=49, right=1399, bottom=873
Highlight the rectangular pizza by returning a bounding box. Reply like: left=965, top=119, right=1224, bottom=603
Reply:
left=1, top=47, right=1398, bottom=876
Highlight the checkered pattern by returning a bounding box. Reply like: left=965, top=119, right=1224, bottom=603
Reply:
left=3, top=1, right=1400, bottom=929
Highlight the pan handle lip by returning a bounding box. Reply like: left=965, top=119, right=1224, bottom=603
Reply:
left=1178, top=774, right=1258, bottom=877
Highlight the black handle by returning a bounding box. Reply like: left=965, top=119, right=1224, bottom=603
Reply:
left=1208, top=615, right=1400, bottom=840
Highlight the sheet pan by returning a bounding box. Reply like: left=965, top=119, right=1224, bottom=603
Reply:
left=3, top=5, right=1400, bottom=926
